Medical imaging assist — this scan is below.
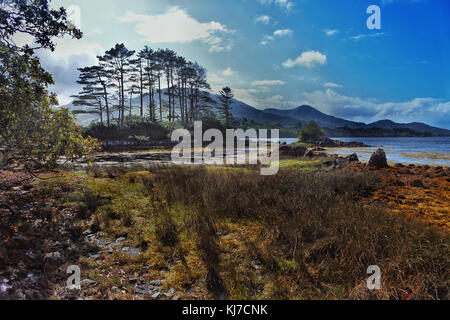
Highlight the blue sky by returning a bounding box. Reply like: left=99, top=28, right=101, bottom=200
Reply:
left=35, top=0, right=450, bottom=128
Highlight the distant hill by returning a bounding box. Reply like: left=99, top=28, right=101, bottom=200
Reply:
left=258, top=105, right=366, bottom=129
left=61, top=91, right=450, bottom=137
left=366, top=120, right=450, bottom=136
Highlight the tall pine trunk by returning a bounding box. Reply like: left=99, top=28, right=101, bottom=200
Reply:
left=158, top=74, right=162, bottom=121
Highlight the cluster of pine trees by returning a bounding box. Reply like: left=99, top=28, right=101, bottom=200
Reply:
left=72, top=43, right=229, bottom=128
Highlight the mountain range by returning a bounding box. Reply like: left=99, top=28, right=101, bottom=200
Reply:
left=62, top=92, right=450, bottom=137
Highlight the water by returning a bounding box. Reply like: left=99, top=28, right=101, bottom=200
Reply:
left=270, top=137, right=450, bottom=165
left=326, top=137, right=450, bottom=165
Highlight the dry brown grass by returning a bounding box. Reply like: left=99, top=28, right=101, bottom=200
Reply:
left=61, top=164, right=449, bottom=300
left=149, top=166, right=449, bottom=300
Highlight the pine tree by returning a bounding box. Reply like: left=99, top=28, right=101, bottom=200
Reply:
left=218, top=87, right=234, bottom=128
left=72, top=66, right=112, bottom=126
left=98, top=44, right=135, bottom=127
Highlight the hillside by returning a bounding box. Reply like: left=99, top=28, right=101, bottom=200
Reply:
left=61, top=91, right=450, bottom=137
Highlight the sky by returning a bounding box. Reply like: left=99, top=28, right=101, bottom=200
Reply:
left=29, top=0, right=450, bottom=128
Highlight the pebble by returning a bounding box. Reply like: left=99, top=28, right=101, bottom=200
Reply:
left=164, top=288, right=176, bottom=297
left=81, top=279, right=97, bottom=287
left=129, top=277, right=138, bottom=284
left=151, top=292, right=161, bottom=299
left=149, top=280, right=162, bottom=286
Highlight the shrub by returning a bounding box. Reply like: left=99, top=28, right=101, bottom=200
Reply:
left=83, top=117, right=170, bottom=142
left=299, top=121, right=326, bottom=142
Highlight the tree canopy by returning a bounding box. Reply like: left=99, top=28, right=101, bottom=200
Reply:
left=74, top=43, right=215, bottom=129
left=299, top=121, right=326, bottom=142
left=0, top=0, right=98, bottom=171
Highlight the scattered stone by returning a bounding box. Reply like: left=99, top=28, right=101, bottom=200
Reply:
left=129, top=277, right=138, bottom=284
left=368, top=149, right=389, bottom=169
left=164, top=288, right=176, bottom=297
left=135, top=285, right=151, bottom=295
left=252, top=260, right=262, bottom=270
left=149, top=280, right=162, bottom=286
left=172, top=295, right=181, bottom=301
left=116, top=237, right=126, bottom=243
left=81, top=279, right=97, bottom=287
left=126, top=248, right=141, bottom=257
left=151, top=292, right=161, bottom=299
left=89, top=254, right=101, bottom=260
left=44, top=252, right=63, bottom=272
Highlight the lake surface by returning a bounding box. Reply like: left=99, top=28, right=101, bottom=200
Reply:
left=280, top=137, right=450, bottom=166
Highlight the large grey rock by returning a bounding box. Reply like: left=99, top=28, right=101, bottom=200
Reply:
left=345, top=153, right=359, bottom=162
left=369, top=149, right=388, bottom=169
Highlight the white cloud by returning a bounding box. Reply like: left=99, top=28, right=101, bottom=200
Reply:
left=120, top=7, right=233, bottom=52
left=87, top=27, right=104, bottom=36
left=49, top=38, right=104, bottom=63
left=261, top=35, right=274, bottom=45
left=255, top=15, right=272, bottom=24
left=348, top=32, right=385, bottom=41
left=324, top=82, right=343, bottom=88
left=301, top=89, right=450, bottom=127
left=230, top=88, right=261, bottom=107
left=274, top=29, right=293, bottom=37
left=36, top=38, right=105, bottom=105
left=282, top=51, right=327, bottom=69
left=208, top=74, right=226, bottom=85
left=222, top=68, right=236, bottom=77
left=261, top=29, right=293, bottom=45
left=252, top=80, right=286, bottom=86
left=259, top=0, right=294, bottom=11
left=324, top=29, right=339, bottom=36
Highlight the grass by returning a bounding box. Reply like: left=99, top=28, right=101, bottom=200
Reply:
left=276, top=159, right=329, bottom=171
left=38, top=162, right=449, bottom=300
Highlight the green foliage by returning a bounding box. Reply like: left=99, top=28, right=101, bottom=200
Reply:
left=218, top=87, right=235, bottom=128
left=83, top=116, right=170, bottom=141
left=299, top=121, right=326, bottom=142
left=0, top=0, right=98, bottom=171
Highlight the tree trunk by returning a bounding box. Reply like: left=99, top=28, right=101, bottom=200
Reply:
left=158, top=74, right=162, bottom=121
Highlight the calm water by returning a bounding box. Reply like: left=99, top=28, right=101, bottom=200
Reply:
left=278, top=137, right=450, bottom=166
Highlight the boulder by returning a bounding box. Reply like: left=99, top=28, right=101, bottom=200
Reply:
left=368, top=149, right=388, bottom=169
left=305, top=150, right=315, bottom=158
left=345, top=153, right=359, bottom=162
left=279, top=145, right=307, bottom=157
